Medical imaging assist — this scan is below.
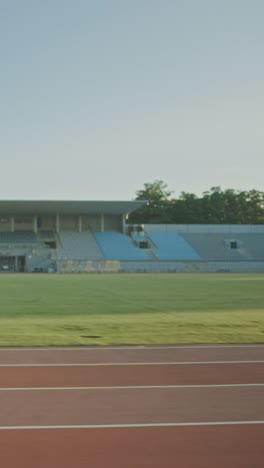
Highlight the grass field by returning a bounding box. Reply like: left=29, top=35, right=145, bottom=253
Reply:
left=0, top=273, right=263, bottom=346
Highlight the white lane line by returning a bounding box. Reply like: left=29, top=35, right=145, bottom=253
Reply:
left=0, top=360, right=264, bottom=367
left=0, top=345, right=264, bottom=351
left=0, top=421, right=264, bottom=430
left=0, top=384, right=264, bottom=391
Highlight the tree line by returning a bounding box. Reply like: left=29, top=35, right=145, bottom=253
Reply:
left=128, top=180, right=264, bottom=225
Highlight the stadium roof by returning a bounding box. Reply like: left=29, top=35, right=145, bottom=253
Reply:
left=0, top=200, right=147, bottom=216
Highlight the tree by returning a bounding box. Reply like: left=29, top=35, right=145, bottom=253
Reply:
left=128, top=180, right=173, bottom=224
left=201, top=186, right=226, bottom=223
left=128, top=181, right=264, bottom=224
left=201, top=187, right=264, bottom=224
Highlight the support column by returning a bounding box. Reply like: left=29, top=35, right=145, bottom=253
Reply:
left=11, top=217, right=15, bottom=232
left=33, top=216, right=38, bottom=233
left=100, top=214, right=104, bottom=232
left=56, top=214, right=60, bottom=232
left=122, top=214, right=127, bottom=233
left=78, top=216, right=82, bottom=233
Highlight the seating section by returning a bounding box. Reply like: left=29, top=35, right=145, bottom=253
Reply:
left=147, top=232, right=200, bottom=260
left=236, top=234, right=264, bottom=259
left=181, top=233, right=240, bottom=260
left=181, top=233, right=264, bottom=260
left=57, top=231, right=104, bottom=260
left=0, top=231, right=38, bottom=243
left=1, top=227, right=262, bottom=272
left=93, top=231, right=149, bottom=260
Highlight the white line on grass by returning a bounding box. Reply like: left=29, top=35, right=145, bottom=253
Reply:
left=0, top=384, right=264, bottom=391
left=0, top=360, right=264, bottom=367
left=0, top=421, right=263, bottom=430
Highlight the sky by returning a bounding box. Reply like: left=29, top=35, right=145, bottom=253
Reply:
left=0, top=0, right=263, bottom=200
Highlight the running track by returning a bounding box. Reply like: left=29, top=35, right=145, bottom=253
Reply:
left=0, top=345, right=264, bottom=467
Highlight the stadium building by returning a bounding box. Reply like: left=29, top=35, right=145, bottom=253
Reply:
left=0, top=200, right=264, bottom=273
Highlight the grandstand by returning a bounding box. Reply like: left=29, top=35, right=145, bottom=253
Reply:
left=0, top=200, right=263, bottom=273
left=93, top=231, right=149, bottom=260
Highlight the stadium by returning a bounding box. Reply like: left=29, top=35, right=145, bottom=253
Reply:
left=2, top=2, right=264, bottom=466
left=0, top=199, right=264, bottom=274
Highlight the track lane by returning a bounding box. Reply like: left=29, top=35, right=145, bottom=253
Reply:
left=1, top=345, right=264, bottom=467
left=0, top=362, right=264, bottom=387
left=0, top=344, right=264, bottom=364
left=1, top=425, right=264, bottom=468
left=0, top=386, right=263, bottom=426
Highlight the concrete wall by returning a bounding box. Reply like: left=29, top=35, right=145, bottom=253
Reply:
left=145, top=224, right=264, bottom=234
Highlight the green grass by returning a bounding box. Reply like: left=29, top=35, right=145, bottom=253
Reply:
left=0, top=273, right=263, bottom=346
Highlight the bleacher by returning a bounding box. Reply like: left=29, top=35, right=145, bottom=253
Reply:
left=1, top=225, right=263, bottom=273
left=0, top=199, right=262, bottom=273
left=181, top=233, right=264, bottom=261
left=57, top=231, right=104, bottom=260
left=147, top=232, right=200, bottom=260
left=93, top=231, right=149, bottom=260
left=0, top=231, right=38, bottom=244
left=235, top=234, right=264, bottom=259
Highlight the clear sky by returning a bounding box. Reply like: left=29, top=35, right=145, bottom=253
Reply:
left=0, top=0, right=263, bottom=200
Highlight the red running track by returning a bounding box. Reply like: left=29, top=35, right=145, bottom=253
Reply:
left=0, top=344, right=264, bottom=364
left=0, top=345, right=263, bottom=467
left=1, top=425, right=264, bottom=468
left=0, top=362, right=264, bottom=387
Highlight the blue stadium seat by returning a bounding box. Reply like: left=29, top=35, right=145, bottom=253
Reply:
left=93, top=231, right=149, bottom=260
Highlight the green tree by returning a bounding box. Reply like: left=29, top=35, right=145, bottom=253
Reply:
left=129, top=181, right=264, bottom=224
left=128, top=180, right=173, bottom=224
left=172, top=192, right=203, bottom=223
left=201, top=186, right=226, bottom=223
left=201, top=188, right=264, bottom=224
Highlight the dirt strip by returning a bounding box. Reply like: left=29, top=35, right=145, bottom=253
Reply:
left=0, top=362, right=264, bottom=387
left=0, top=345, right=264, bottom=364
left=1, top=425, right=264, bottom=468
left=0, top=386, right=263, bottom=426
